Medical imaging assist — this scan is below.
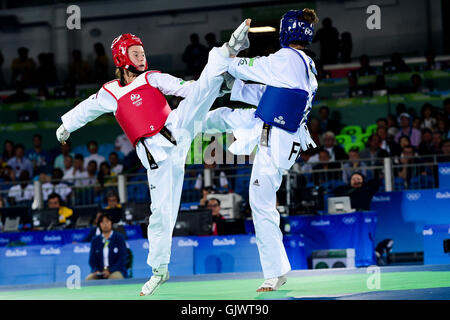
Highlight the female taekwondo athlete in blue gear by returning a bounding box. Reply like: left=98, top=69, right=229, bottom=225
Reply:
left=203, top=9, right=320, bottom=292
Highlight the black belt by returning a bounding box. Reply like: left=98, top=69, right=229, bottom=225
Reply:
left=140, top=125, right=177, bottom=170
left=260, top=123, right=271, bottom=147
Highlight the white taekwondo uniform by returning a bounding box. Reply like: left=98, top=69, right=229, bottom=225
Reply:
left=203, top=47, right=318, bottom=279
left=61, top=47, right=231, bottom=271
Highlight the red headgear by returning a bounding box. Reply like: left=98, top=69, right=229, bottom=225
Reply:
left=111, top=33, right=148, bottom=70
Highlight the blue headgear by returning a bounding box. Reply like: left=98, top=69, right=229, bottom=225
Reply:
left=279, top=10, right=315, bottom=48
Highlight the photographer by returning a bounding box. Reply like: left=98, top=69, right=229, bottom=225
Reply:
left=86, top=212, right=128, bottom=280
left=332, top=172, right=381, bottom=211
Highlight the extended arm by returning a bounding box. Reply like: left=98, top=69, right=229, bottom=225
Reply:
left=57, top=88, right=117, bottom=143
left=146, top=72, right=196, bottom=98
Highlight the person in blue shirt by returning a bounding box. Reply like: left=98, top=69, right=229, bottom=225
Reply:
left=25, top=134, right=52, bottom=175
left=86, top=212, right=128, bottom=280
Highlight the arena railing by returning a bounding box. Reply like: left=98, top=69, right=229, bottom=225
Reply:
left=0, top=154, right=448, bottom=210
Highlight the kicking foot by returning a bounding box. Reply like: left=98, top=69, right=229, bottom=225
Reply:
left=139, top=271, right=170, bottom=296
left=256, top=275, right=287, bottom=292
left=219, top=18, right=251, bottom=58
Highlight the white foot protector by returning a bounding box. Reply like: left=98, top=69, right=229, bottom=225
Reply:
left=256, top=275, right=287, bottom=292
left=139, top=271, right=170, bottom=296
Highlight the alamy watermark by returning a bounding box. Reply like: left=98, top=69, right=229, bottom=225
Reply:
left=66, top=265, right=81, bottom=289
left=366, top=5, right=381, bottom=30
left=66, top=5, right=81, bottom=30
left=366, top=265, right=381, bottom=290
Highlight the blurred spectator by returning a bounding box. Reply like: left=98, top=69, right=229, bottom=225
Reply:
left=42, top=168, right=72, bottom=202
left=347, top=72, right=370, bottom=97
left=10, top=47, right=35, bottom=88
left=25, top=134, right=52, bottom=175
left=54, top=140, right=74, bottom=171
left=182, top=33, right=208, bottom=79
left=35, top=53, right=58, bottom=89
left=206, top=198, right=225, bottom=236
left=109, top=152, right=123, bottom=175
left=84, top=141, right=106, bottom=169
left=0, top=50, right=7, bottom=90
left=394, top=113, right=421, bottom=148
left=62, top=155, right=74, bottom=177
left=360, top=134, right=389, bottom=166
left=93, top=42, right=109, bottom=84
left=382, top=52, right=411, bottom=74
left=86, top=212, right=128, bottom=280
left=3, top=80, right=31, bottom=104
left=418, top=128, right=435, bottom=156
left=376, top=118, right=388, bottom=129
left=406, top=73, right=430, bottom=94
left=0, top=165, right=15, bottom=184
left=342, top=148, right=368, bottom=183
left=64, top=153, right=89, bottom=186
left=86, top=160, right=99, bottom=186
left=357, top=54, right=376, bottom=76
left=437, top=118, right=449, bottom=139
left=431, top=131, right=443, bottom=154
left=68, top=49, right=92, bottom=84
left=7, top=170, right=34, bottom=206
left=311, top=131, right=347, bottom=162
left=339, top=32, right=352, bottom=63
left=97, top=161, right=117, bottom=188
left=412, top=116, right=421, bottom=130
left=308, top=117, right=322, bottom=147
left=312, top=149, right=342, bottom=185
left=1, top=140, right=15, bottom=164
left=47, top=192, right=74, bottom=225
left=422, top=50, right=442, bottom=71
left=312, top=17, right=340, bottom=65
left=438, top=140, right=450, bottom=162
left=199, top=186, right=215, bottom=206
left=7, top=144, right=33, bottom=179
left=114, top=134, right=133, bottom=157
left=377, top=126, right=400, bottom=156
left=204, top=33, right=220, bottom=50
left=394, top=145, right=425, bottom=184
left=332, top=172, right=381, bottom=211
left=318, top=106, right=340, bottom=134
left=104, top=191, right=121, bottom=210
left=387, top=114, right=399, bottom=138
left=292, top=149, right=314, bottom=174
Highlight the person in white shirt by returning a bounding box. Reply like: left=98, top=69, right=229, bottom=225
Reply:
left=202, top=9, right=319, bottom=292
left=84, top=140, right=106, bottom=169
left=55, top=20, right=251, bottom=296
left=108, top=152, right=123, bottom=175
left=62, top=154, right=73, bottom=177
left=7, top=170, right=34, bottom=205
left=42, top=168, right=72, bottom=202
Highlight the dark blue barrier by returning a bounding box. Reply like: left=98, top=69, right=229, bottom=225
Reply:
left=194, top=235, right=262, bottom=274
left=438, top=162, right=450, bottom=188
left=245, top=211, right=376, bottom=267
left=423, top=224, right=450, bottom=265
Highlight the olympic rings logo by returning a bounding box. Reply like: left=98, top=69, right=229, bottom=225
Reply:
left=439, top=167, right=450, bottom=175
left=406, top=192, right=421, bottom=201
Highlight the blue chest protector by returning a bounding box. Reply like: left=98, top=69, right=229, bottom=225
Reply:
left=254, top=48, right=312, bottom=133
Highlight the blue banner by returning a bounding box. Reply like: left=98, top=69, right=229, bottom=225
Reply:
left=438, top=162, right=450, bottom=188
left=423, top=224, right=450, bottom=265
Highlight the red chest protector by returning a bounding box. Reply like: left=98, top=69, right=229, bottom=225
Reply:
left=102, top=71, right=172, bottom=147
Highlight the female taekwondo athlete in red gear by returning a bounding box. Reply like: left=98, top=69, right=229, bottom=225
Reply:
left=56, top=20, right=251, bottom=296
